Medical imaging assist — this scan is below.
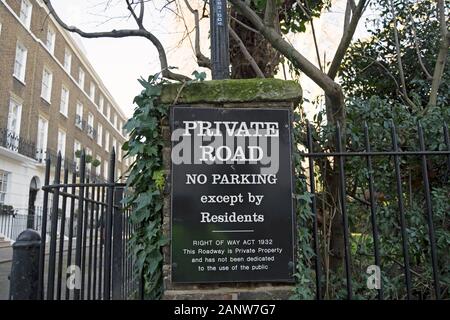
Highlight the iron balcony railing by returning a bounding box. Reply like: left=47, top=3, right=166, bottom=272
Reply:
left=0, top=127, right=37, bottom=159
left=87, top=125, right=97, bottom=140
left=75, top=116, right=97, bottom=140
left=0, top=127, right=103, bottom=181
left=75, top=115, right=84, bottom=129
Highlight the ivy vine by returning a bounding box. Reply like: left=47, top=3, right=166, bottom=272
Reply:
left=123, top=71, right=207, bottom=299
left=122, top=72, right=169, bottom=299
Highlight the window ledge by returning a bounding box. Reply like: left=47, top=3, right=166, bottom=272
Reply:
left=41, top=96, right=51, bottom=105
left=12, top=74, right=26, bottom=86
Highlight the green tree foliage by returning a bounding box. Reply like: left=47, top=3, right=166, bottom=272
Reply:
left=341, top=0, right=449, bottom=109
left=292, top=0, right=450, bottom=299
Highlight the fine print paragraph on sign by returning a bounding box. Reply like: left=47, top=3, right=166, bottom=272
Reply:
left=170, top=107, right=295, bottom=283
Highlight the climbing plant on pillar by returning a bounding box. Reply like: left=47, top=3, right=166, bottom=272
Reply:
left=122, top=72, right=170, bottom=299
left=122, top=71, right=207, bottom=299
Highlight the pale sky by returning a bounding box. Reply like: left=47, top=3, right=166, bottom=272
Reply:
left=53, top=0, right=371, bottom=119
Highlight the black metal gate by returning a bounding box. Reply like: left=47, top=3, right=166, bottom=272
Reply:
left=36, top=149, right=142, bottom=300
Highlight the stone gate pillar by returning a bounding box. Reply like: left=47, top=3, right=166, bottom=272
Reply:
left=160, top=79, right=302, bottom=300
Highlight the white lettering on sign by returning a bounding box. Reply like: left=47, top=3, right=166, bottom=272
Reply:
left=215, top=0, right=224, bottom=26
left=172, top=121, right=280, bottom=174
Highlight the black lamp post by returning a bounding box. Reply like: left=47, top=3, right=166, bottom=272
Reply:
left=210, top=0, right=230, bottom=79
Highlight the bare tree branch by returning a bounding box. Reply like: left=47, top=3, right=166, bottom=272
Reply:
left=388, top=0, right=418, bottom=110
left=409, top=14, right=432, bottom=80
left=357, top=54, right=401, bottom=93
left=229, top=26, right=265, bottom=78
left=327, top=0, right=368, bottom=80
left=43, top=0, right=190, bottom=82
left=429, top=0, right=449, bottom=107
left=230, top=15, right=260, bottom=35
left=228, top=0, right=340, bottom=99
left=296, top=0, right=323, bottom=72
left=138, top=0, right=144, bottom=25
left=126, top=0, right=143, bottom=28
left=264, top=0, right=276, bottom=29
left=183, top=0, right=211, bottom=68
left=349, top=0, right=356, bottom=12
left=343, top=0, right=351, bottom=33
left=389, top=0, right=407, bottom=93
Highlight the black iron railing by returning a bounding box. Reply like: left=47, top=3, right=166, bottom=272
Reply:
left=302, top=121, right=449, bottom=300
left=0, top=207, right=72, bottom=242
left=35, top=149, right=141, bottom=300
left=74, top=117, right=97, bottom=140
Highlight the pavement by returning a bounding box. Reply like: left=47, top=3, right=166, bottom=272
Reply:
left=0, top=243, right=13, bottom=300
left=0, top=238, right=76, bottom=300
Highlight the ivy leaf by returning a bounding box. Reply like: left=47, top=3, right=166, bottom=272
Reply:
left=192, top=70, right=206, bottom=82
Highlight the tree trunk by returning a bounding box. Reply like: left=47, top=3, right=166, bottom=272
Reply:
left=324, top=89, right=347, bottom=271
left=230, top=8, right=281, bottom=78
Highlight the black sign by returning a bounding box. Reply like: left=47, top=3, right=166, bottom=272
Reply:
left=170, top=106, right=295, bottom=283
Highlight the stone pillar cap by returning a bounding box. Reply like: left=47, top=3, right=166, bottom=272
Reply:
left=160, top=78, right=302, bottom=105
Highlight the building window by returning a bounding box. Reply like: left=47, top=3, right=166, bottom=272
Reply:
left=36, top=116, right=48, bottom=161
left=97, top=123, right=103, bottom=146
left=112, top=137, right=117, bottom=154
left=99, top=95, right=104, bottom=112
left=95, top=155, right=101, bottom=176
left=74, top=139, right=81, bottom=170
left=78, top=68, right=85, bottom=88
left=0, top=170, right=9, bottom=204
left=75, top=102, right=83, bottom=128
left=60, top=86, right=69, bottom=117
left=57, top=129, right=66, bottom=158
left=106, top=104, right=111, bottom=120
left=7, top=98, right=22, bottom=151
left=45, top=25, right=55, bottom=54
left=19, top=0, right=32, bottom=29
left=87, top=112, right=94, bottom=138
left=113, top=114, right=118, bottom=129
left=118, top=143, right=122, bottom=161
left=14, top=42, right=28, bottom=82
left=86, top=147, right=92, bottom=172
left=41, top=67, right=53, bottom=102
left=105, top=131, right=110, bottom=151
left=118, top=120, right=123, bottom=132
left=64, top=48, right=72, bottom=72
left=103, top=160, right=108, bottom=179
left=90, top=82, right=96, bottom=102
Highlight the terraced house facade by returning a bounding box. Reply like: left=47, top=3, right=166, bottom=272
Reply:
left=0, top=0, right=130, bottom=217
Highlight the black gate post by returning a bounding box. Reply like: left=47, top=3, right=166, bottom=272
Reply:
left=111, top=188, right=123, bottom=300
left=9, top=229, right=41, bottom=300
left=103, top=148, right=116, bottom=300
